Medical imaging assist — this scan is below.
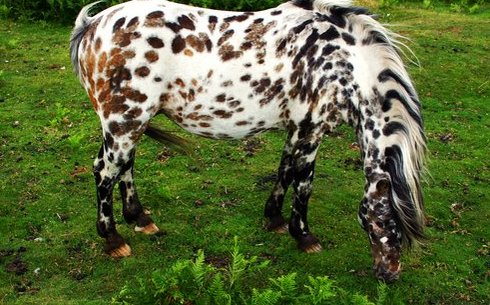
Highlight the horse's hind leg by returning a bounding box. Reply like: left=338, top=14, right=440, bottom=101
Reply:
left=119, top=151, right=159, bottom=234
left=264, top=131, right=295, bottom=233
left=94, top=137, right=132, bottom=257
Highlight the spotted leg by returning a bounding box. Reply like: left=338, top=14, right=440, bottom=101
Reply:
left=288, top=129, right=323, bottom=253
left=93, top=139, right=131, bottom=258
left=264, top=131, right=295, bottom=233
left=119, top=151, right=160, bottom=235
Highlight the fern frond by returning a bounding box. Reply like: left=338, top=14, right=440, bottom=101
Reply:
left=251, top=288, right=282, bottom=305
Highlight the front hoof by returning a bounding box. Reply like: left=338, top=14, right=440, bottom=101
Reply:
left=374, top=263, right=401, bottom=283
left=298, top=234, right=322, bottom=253
left=265, top=215, right=288, bottom=233
left=105, top=234, right=131, bottom=258
left=109, top=243, right=132, bottom=258
left=135, top=222, right=160, bottom=235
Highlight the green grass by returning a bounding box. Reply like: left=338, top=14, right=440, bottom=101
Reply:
left=0, top=3, right=489, bottom=305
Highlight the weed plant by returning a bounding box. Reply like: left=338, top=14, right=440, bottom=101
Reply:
left=112, top=238, right=389, bottom=305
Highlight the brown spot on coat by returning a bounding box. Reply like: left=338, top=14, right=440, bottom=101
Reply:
left=165, top=22, right=182, bottom=33
left=123, top=107, right=143, bottom=120
left=145, top=50, right=159, bottom=63
left=208, top=16, right=218, bottom=32
left=103, top=95, right=129, bottom=118
left=228, top=100, right=241, bottom=108
left=244, top=20, right=276, bottom=50
left=135, top=66, right=150, bottom=77
left=219, top=43, right=243, bottom=61
left=113, top=17, right=126, bottom=33
left=127, top=17, right=139, bottom=28
left=160, top=93, right=172, bottom=103
left=108, top=120, right=142, bottom=137
left=122, top=50, right=136, bottom=59
left=175, top=78, right=186, bottom=88
left=201, top=33, right=213, bottom=52
left=122, top=88, right=148, bottom=103
left=172, top=35, right=186, bottom=53
left=240, top=74, right=251, bottom=82
left=145, top=11, right=165, bottom=27
left=186, top=34, right=205, bottom=52
left=178, top=15, right=195, bottom=30
left=147, top=37, right=165, bottom=48
left=240, top=41, right=253, bottom=51
left=94, top=38, right=102, bottom=52
left=218, top=30, right=234, bottom=46
left=220, top=22, right=230, bottom=32
left=112, top=19, right=141, bottom=48
left=213, top=110, right=233, bottom=118
left=98, top=52, right=108, bottom=73
left=216, top=94, right=226, bottom=102
left=235, top=121, right=250, bottom=126
left=224, top=14, right=249, bottom=23
left=221, top=80, right=233, bottom=87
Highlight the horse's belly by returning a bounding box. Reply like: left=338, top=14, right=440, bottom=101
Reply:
left=161, top=90, right=284, bottom=139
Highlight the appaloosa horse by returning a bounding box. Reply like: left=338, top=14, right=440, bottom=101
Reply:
left=70, top=0, right=426, bottom=282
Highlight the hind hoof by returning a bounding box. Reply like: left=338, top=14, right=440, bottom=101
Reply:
left=135, top=222, right=160, bottom=235
left=109, top=243, right=132, bottom=258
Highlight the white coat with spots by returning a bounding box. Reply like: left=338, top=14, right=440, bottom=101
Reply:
left=70, top=0, right=426, bottom=282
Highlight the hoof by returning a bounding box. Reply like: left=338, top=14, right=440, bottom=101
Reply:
left=271, top=223, right=288, bottom=234
left=105, top=233, right=131, bottom=258
left=135, top=222, right=160, bottom=235
left=298, top=234, right=322, bottom=253
left=265, top=215, right=288, bottom=233
left=303, top=243, right=322, bottom=253
left=109, top=243, right=132, bottom=258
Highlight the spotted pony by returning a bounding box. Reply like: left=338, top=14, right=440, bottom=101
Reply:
left=70, top=0, right=426, bottom=282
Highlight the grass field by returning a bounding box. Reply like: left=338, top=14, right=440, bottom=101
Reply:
left=0, top=2, right=489, bottom=304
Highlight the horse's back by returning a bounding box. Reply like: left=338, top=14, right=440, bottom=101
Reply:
left=76, top=0, right=315, bottom=138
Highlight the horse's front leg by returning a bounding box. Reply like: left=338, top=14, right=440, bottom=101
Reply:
left=119, top=150, right=159, bottom=235
left=288, top=132, right=323, bottom=253
left=264, top=131, right=295, bottom=233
